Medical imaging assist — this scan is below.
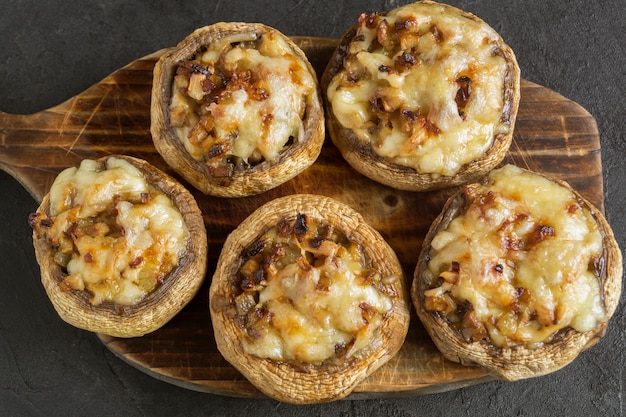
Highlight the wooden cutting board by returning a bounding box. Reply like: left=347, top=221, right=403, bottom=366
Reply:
left=0, top=37, right=604, bottom=399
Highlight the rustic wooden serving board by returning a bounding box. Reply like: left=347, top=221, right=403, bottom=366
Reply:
left=0, top=37, right=604, bottom=399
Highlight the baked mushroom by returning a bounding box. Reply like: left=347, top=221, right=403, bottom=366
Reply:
left=29, top=155, right=207, bottom=338
left=210, top=194, right=410, bottom=403
left=151, top=22, right=325, bottom=197
left=321, top=1, right=520, bottom=191
left=412, top=164, right=622, bottom=380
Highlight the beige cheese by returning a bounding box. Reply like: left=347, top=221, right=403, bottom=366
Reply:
left=169, top=31, right=316, bottom=165
left=423, top=165, right=606, bottom=348
left=237, top=220, right=393, bottom=364
left=44, top=158, right=189, bottom=306
left=327, top=2, right=510, bottom=176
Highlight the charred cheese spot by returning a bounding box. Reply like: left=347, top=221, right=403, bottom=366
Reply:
left=423, top=165, right=606, bottom=348
left=327, top=2, right=511, bottom=176
left=169, top=31, right=316, bottom=181
left=234, top=214, right=393, bottom=364
left=30, top=158, right=189, bottom=306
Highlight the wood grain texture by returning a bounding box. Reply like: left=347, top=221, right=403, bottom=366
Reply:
left=0, top=37, right=603, bottom=399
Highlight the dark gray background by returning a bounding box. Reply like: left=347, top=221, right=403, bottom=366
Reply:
left=1, top=1, right=624, bottom=416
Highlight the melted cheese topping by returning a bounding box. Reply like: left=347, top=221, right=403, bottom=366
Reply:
left=33, top=158, right=189, bottom=306
left=169, top=30, right=316, bottom=177
left=423, top=164, right=606, bottom=348
left=327, top=2, right=511, bottom=176
left=234, top=214, right=393, bottom=364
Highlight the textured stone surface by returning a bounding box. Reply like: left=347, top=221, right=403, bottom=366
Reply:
left=0, top=1, right=623, bottom=415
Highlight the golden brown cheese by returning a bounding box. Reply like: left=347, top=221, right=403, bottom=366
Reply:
left=233, top=214, right=392, bottom=364
left=423, top=165, right=606, bottom=348
left=30, top=158, right=189, bottom=306
left=326, top=2, right=511, bottom=176
left=169, top=31, right=316, bottom=180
